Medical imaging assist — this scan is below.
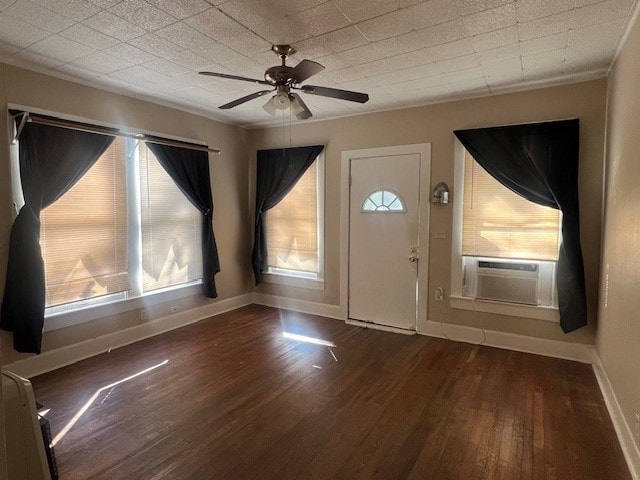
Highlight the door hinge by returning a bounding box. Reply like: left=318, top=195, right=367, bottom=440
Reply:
left=348, top=174, right=352, bottom=186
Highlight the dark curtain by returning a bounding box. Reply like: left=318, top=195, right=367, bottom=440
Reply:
left=1, top=121, right=115, bottom=353
left=454, top=119, right=586, bottom=333
left=252, top=145, right=324, bottom=285
left=146, top=143, right=220, bottom=298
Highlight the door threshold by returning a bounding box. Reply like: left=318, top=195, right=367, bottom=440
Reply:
left=346, top=319, right=416, bottom=335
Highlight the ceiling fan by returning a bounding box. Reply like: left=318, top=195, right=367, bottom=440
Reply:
left=199, top=44, right=369, bottom=120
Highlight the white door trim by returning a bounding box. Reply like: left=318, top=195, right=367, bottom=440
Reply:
left=340, top=144, right=431, bottom=326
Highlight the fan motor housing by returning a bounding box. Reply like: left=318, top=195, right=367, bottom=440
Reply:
left=265, top=65, right=294, bottom=85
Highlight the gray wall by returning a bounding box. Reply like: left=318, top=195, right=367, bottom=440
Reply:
left=597, top=10, right=640, bottom=456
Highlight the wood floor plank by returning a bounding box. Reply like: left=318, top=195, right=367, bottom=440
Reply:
left=30, top=305, right=631, bottom=480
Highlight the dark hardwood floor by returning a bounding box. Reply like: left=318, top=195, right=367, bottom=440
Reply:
left=31, top=305, right=630, bottom=479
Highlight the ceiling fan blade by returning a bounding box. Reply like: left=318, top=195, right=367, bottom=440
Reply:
left=199, top=71, right=272, bottom=85
left=219, top=90, right=274, bottom=109
left=290, top=59, right=325, bottom=84
left=300, top=85, right=369, bottom=103
left=289, top=93, right=312, bottom=120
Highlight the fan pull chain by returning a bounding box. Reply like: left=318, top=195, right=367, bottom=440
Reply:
left=282, top=107, right=286, bottom=160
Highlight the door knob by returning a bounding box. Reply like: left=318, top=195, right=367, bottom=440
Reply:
left=409, top=246, right=418, bottom=262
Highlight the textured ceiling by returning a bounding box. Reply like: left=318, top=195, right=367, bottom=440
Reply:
left=0, top=0, right=637, bottom=127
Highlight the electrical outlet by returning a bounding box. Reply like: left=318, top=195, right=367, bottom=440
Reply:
left=635, top=412, right=639, bottom=439
left=170, top=305, right=179, bottom=313
left=140, top=310, right=148, bottom=321
left=435, top=287, right=444, bottom=301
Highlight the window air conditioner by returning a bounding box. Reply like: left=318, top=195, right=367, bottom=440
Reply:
left=476, top=260, right=539, bottom=305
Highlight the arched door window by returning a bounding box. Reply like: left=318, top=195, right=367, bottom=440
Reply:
left=361, top=189, right=405, bottom=212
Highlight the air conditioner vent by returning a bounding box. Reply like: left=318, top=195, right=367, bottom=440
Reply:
left=477, top=261, right=538, bottom=272
left=476, top=260, right=539, bottom=305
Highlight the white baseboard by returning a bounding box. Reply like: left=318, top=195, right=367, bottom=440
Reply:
left=421, top=320, right=595, bottom=364
left=592, top=354, right=640, bottom=480
left=250, top=294, right=594, bottom=363
left=251, top=293, right=344, bottom=320
left=5, top=293, right=253, bottom=379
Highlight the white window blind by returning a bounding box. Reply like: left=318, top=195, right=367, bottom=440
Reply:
left=138, top=143, right=202, bottom=292
left=462, top=150, right=560, bottom=261
left=41, top=137, right=130, bottom=307
left=265, top=160, right=319, bottom=275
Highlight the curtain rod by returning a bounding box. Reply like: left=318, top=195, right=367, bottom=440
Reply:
left=12, top=112, right=220, bottom=154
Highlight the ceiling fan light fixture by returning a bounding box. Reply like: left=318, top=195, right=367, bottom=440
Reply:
left=289, top=95, right=305, bottom=116
left=262, top=97, right=278, bottom=116
left=273, top=92, right=290, bottom=109
left=263, top=92, right=291, bottom=115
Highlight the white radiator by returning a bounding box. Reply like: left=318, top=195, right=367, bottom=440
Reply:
left=2, top=369, right=52, bottom=480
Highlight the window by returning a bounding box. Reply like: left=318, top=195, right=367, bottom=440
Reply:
left=265, top=154, right=323, bottom=282
left=451, top=145, right=560, bottom=318
left=41, top=137, right=130, bottom=308
left=362, top=189, right=406, bottom=212
left=462, top=150, right=560, bottom=260
left=41, top=138, right=202, bottom=314
left=138, top=144, right=203, bottom=293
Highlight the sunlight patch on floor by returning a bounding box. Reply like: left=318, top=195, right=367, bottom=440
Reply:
left=282, top=332, right=336, bottom=347
left=51, top=359, right=169, bottom=447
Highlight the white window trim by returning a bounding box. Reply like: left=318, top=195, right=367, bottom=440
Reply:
left=449, top=295, right=560, bottom=322
left=450, top=138, right=560, bottom=322
left=264, top=151, right=325, bottom=289
left=44, top=281, right=202, bottom=332
left=261, top=272, right=324, bottom=291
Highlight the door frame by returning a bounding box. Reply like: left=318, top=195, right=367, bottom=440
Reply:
left=340, top=144, right=431, bottom=331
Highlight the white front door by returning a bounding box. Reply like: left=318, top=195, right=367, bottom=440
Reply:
left=348, top=153, right=421, bottom=331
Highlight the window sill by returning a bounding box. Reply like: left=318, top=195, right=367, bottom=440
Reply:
left=450, top=295, right=559, bottom=323
left=262, top=272, right=325, bottom=291
left=44, top=282, right=203, bottom=332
